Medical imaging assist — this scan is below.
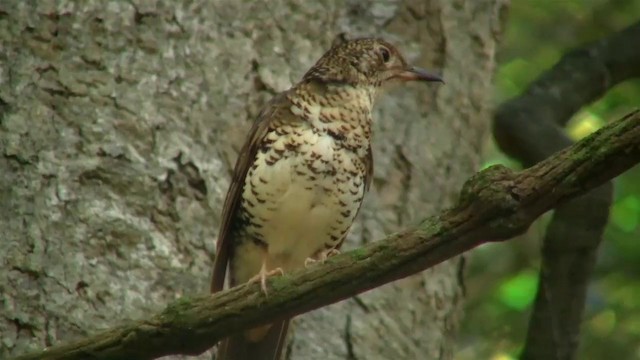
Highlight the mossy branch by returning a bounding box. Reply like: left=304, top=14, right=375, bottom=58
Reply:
left=13, top=110, right=640, bottom=360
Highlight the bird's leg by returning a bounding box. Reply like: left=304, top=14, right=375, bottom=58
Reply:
left=304, top=247, right=341, bottom=268
left=247, top=252, right=283, bottom=295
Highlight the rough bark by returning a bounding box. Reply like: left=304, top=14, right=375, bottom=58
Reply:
left=11, top=109, right=640, bottom=360
left=0, top=1, right=506, bottom=359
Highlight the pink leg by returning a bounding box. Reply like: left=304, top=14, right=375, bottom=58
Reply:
left=248, top=255, right=284, bottom=295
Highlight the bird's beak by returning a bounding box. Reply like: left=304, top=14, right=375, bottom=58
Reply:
left=395, top=66, right=444, bottom=83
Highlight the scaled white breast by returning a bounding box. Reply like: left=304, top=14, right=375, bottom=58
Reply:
left=233, top=87, right=372, bottom=284
left=243, top=130, right=362, bottom=268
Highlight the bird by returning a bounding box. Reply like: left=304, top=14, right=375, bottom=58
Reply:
left=211, top=33, right=443, bottom=360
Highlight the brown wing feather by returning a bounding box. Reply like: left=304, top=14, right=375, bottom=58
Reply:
left=216, top=320, right=289, bottom=360
left=210, top=91, right=294, bottom=293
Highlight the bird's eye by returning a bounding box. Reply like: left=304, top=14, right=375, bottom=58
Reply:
left=380, top=47, right=391, bottom=63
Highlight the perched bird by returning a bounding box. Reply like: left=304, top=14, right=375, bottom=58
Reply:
left=211, top=34, right=443, bottom=360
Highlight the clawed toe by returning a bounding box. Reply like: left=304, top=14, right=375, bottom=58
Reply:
left=305, top=248, right=341, bottom=268
left=248, top=263, right=284, bottom=296
left=324, top=248, right=341, bottom=258
left=304, top=257, right=317, bottom=268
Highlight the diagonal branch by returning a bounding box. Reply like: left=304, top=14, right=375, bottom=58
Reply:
left=13, top=110, right=640, bottom=360
left=494, top=20, right=640, bottom=360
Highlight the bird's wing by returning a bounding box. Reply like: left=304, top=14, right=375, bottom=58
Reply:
left=210, top=91, right=295, bottom=293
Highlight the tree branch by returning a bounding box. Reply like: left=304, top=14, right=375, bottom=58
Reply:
left=494, top=21, right=640, bottom=164
left=13, top=110, right=640, bottom=360
left=493, top=21, right=640, bottom=165
left=494, top=20, right=640, bottom=360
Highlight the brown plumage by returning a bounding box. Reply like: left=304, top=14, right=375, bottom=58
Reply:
left=211, top=34, right=443, bottom=360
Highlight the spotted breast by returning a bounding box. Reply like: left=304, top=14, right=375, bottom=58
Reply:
left=229, top=82, right=373, bottom=285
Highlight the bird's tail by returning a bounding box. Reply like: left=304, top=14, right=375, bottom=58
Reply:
left=215, top=320, right=290, bottom=360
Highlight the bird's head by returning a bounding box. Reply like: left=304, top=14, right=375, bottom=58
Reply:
left=302, top=34, right=443, bottom=88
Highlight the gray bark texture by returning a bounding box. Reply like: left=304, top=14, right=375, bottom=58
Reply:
left=0, top=1, right=506, bottom=359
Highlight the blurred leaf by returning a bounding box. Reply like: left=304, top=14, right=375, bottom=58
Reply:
left=497, top=270, right=538, bottom=310
left=622, top=316, right=640, bottom=337
left=611, top=195, right=640, bottom=233
left=567, top=111, right=604, bottom=140
left=490, top=354, right=517, bottom=360
left=589, top=310, right=617, bottom=336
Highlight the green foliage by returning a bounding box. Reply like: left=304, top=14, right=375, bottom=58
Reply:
left=497, top=270, right=538, bottom=311
left=611, top=195, right=640, bottom=233
left=463, top=1, right=640, bottom=359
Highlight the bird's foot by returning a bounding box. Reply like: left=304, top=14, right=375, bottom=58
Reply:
left=304, top=257, right=317, bottom=268
left=323, top=248, right=341, bottom=259
left=248, top=266, right=284, bottom=296
left=304, top=248, right=341, bottom=268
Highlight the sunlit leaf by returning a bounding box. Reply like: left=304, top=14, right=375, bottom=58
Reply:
left=490, top=353, right=516, bottom=360
left=567, top=111, right=604, bottom=140
left=497, top=270, right=538, bottom=310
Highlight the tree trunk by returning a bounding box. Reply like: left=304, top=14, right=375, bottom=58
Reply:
left=0, top=1, right=506, bottom=359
